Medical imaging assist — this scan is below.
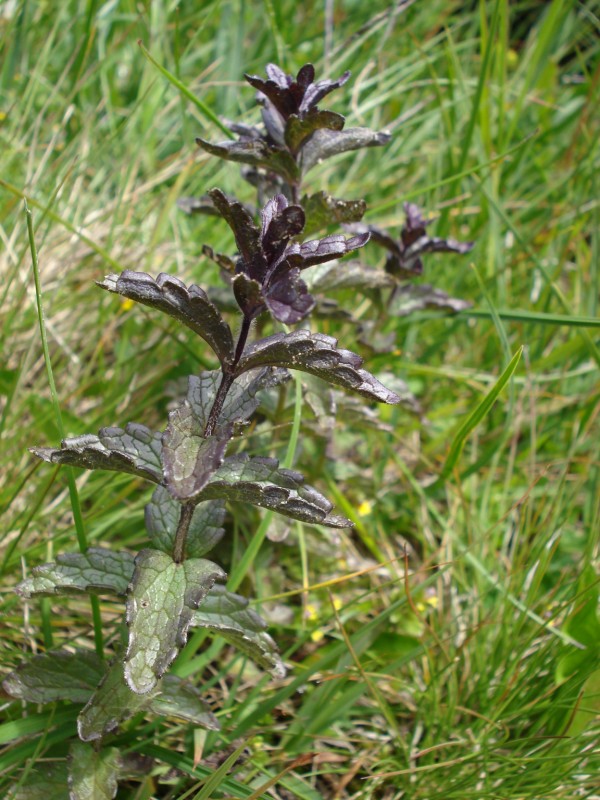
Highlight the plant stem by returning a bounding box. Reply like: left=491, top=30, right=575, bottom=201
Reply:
left=203, top=315, right=251, bottom=437
left=173, top=503, right=195, bottom=563
left=175, top=316, right=253, bottom=563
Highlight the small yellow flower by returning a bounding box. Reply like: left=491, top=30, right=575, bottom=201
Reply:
left=357, top=500, right=372, bottom=517
left=305, top=603, right=318, bottom=621
left=121, top=298, right=134, bottom=311
left=311, top=629, right=325, bottom=643
left=426, top=595, right=439, bottom=609
left=333, top=597, right=343, bottom=611
left=416, top=601, right=426, bottom=613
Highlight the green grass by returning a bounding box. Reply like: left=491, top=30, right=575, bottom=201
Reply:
left=1, top=0, right=599, bottom=798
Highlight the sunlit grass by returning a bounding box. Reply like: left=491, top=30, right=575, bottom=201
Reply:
left=1, top=0, right=599, bottom=797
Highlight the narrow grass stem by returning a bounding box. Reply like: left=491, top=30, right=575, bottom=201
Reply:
left=25, top=201, right=104, bottom=658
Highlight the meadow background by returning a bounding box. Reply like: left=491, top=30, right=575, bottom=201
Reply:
left=1, top=0, right=599, bottom=797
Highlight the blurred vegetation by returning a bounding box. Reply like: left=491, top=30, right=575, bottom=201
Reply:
left=1, top=0, right=599, bottom=797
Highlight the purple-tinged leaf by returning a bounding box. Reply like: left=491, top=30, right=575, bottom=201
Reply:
left=284, top=110, right=345, bottom=154
left=237, top=330, right=401, bottom=404
left=186, top=367, right=289, bottom=434
left=3, top=650, right=105, bottom=705
left=302, top=192, right=366, bottom=235
left=362, top=205, right=474, bottom=276
left=196, top=454, right=351, bottom=527
left=207, top=188, right=263, bottom=275
left=145, top=485, right=225, bottom=558
left=287, top=231, right=370, bottom=268
left=162, top=401, right=231, bottom=501
left=300, top=127, right=391, bottom=172
left=197, top=137, right=299, bottom=184
left=398, top=235, right=475, bottom=275
left=78, top=658, right=154, bottom=741
left=299, top=70, right=351, bottom=113
left=260, top=195, right=305, bottom=261
left=190, top=585, right=285, bottom=677
left=15, top=549, right=135, bottom=598
left=98, top=271, right=234, bottom=366
left=245, top=63, right=349, bottom=119
left=150, top=674, right=220, bottom=729
left=68, top=741, right=120, bottom=800
left=31, top=423, right=163, bottom=483
left=232, top=273, right=265, bottom=319
left=124, top=549, right=225, bottom=694
left=202, top=244, right=236, bottom=273
left=389, top=284, right=472, bottom=317
left=264, top=267, right=315, bottom=324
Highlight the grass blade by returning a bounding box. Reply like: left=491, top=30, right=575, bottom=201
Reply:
left=438, top=346, right=523, bottom=481
left=138, top=41, right=234, bottom=139
left=25, top=201, right=104, bottom=658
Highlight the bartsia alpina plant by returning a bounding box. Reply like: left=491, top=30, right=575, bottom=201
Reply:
left=5, top=60, right=474, bottom=797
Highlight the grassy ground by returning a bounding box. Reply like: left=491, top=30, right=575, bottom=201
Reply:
left=1, top=0, right=599, bottom=797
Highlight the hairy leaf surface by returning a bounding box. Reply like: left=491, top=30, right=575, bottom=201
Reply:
left=307, top=260, right=394, bottom=292
left=124, top=549, right=225, bottom=694
left=284, top=109, right=345, bottom=153
left=197, top=137, right=299, bottom=184
left=68, top=741, right=120, bottom=800
left=145, top=486, right=226, bottom=558
left=162, top=401, right=231, bottom=501
left=301, top=127, right=390, bottom=172
left=196, top=454, right=351, bottom=527
left=16, top=549, right=135, bottom=598
left=77, top=659, right=155, bottom=741
left=302, top=192, right=366, bottom=235
left=98, top=271, right=234, bottom=365
left=186, top=367, right=289, bottom=434
left=150, top=674, right=220, bottom=729
left=31, top=424, right=163, bottom=483
left=10, top=762, right=69, bottom=800
left=191, top=585, right=285, bottom=677
left=237, top=330, right=401, bottom=404
left=3, top=650, right=104, bottom=704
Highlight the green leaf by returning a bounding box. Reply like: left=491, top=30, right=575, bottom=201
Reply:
left=197, top=137, right=300, bottom=184
left=145, top=486, right=226, bottom=558
left=301, top=191, right=366, bottom=236
left=237, top=330, right=401, bottom=404
left=439, top=347, right=523, bottom=480
left=190, top=586, right=285, bottom=677
left=284, top=109, right=345, bottom=153
left=3, top=650, right=104, bottom=704
left=124, top=549, right=226, bottom=694
left=150, top=674, right=220, bottom=729
left=30, top=424, right=163, bottom=483
left=306, top=260, right=394, bottom=292
left=98, top=271, right=235, bottom=366
left=162, top=401, right=231, bottom=501
left=300, top=127, right=390, bottom=172
left=15, top=549, right=135, bottom=598
left=197, top=454, right=351, bottom=527
left=186, top=367, right=289, bottom=435
left=10, top=762, right=69, bottom=800
left=388, top=284, right=471, bottom=317
left=77, top=658, right=155, bottom=741
left=68, top=741, right=120, bottom=800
